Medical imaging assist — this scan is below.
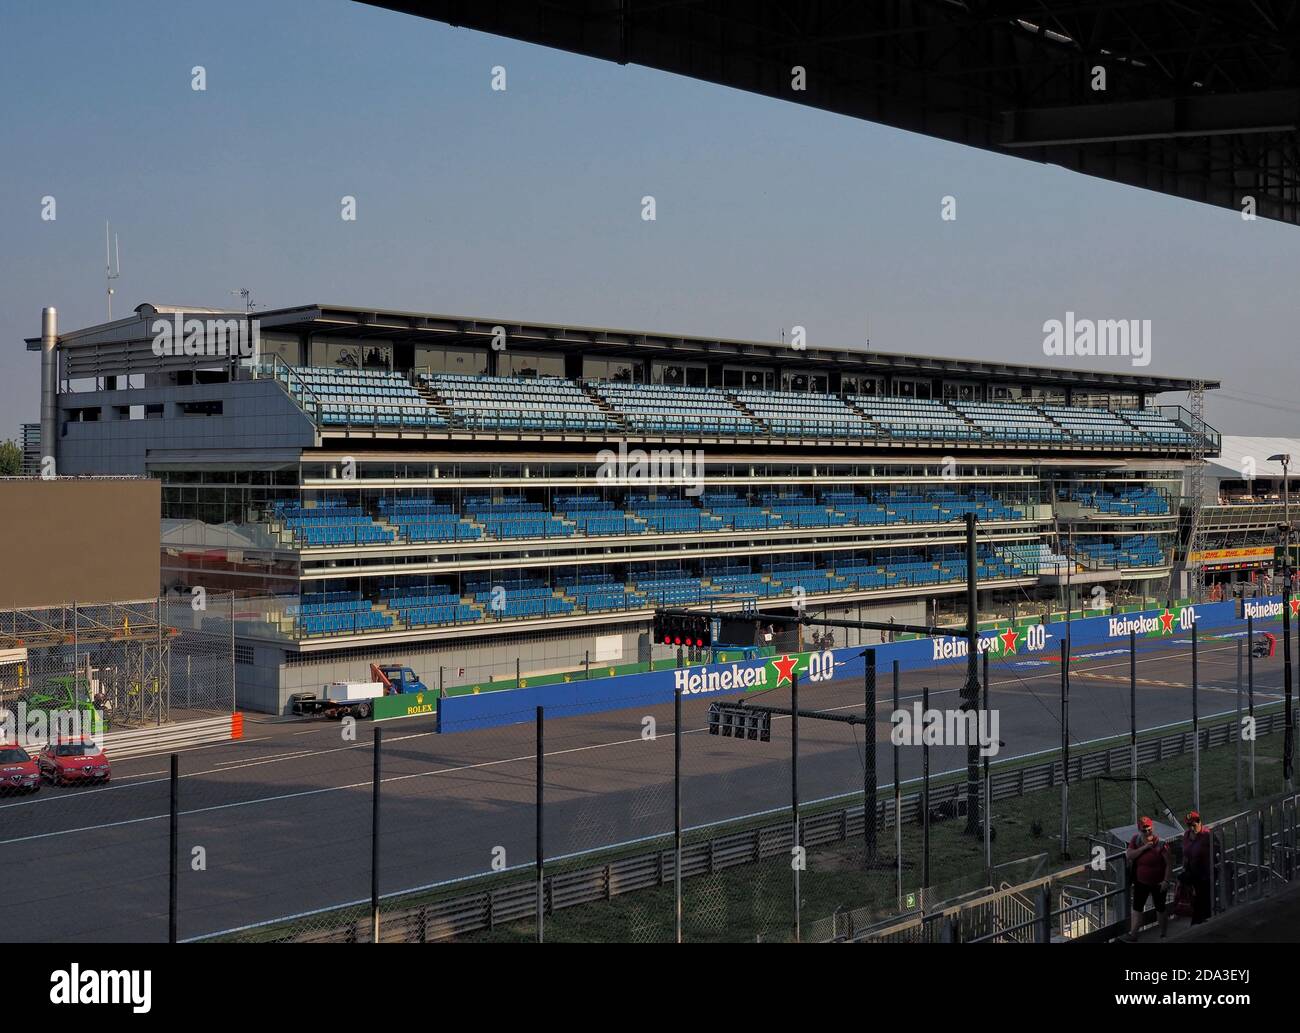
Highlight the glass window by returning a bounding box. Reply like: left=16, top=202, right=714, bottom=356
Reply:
left=313, top=337, right=392, bottom=371
left=504, top=351, right=565, bottom=377
left=257, top=333, right=301, bottom=366
left=415, top=346, right=488, bottom=375
left=583, top=357, right=642, bottom=382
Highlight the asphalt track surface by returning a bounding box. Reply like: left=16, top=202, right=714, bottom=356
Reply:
left=0, top=630, right=1288, bottom=942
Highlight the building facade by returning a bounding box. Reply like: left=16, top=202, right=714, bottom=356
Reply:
left=28, top=302, right=1220, bottom=712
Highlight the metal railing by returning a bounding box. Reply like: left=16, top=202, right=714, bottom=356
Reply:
left=828, top=790, right=1300, bottom=944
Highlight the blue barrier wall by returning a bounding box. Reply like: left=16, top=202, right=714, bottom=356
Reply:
left=438, top=598, right=1268, bottom=734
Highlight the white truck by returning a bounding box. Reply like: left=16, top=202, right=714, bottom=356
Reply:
left=289, top=681, right=384, bottom=720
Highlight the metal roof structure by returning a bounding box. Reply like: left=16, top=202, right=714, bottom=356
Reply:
left=366, top=0, right=1300, bottom=226
left=1209, top=436, right=1300, bottom=479
left=31, top=301, right=1218, bottom=394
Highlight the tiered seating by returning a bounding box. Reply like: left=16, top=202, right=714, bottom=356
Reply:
left=1039, top=406, right=1145, bottom=445
left=376, top=498, right=482, bottom=542
left=953, top=402, right=1060, bottom=442
left=464, top=496, right=574, bottom=539
left=1118, top=410, right=1196, bottom=447
left=701, top=492, right=784, bottom=531
left=273, top=499, right=394, bottom=546
left=557, top=572, right=646, bottom=612
left=1074, top=535, right=1166, bottom=568
left=387, top=586, right=480, bottom=627
left=294, top=593, right=394, bottom=635
left=287, top=367, right=445, bottom=428
left=761, top=492, right=849, bottom=528
left=767, top=561, right=845, bottom=595
left=735, top=390, right=874, bottom=438
left=427, top=374, right=615, bottom=432
left=629, top=494, right=723, bottom=533
left=465, top=575, right=574, bottom=618
left=590, top=383, right=758, bottom=434
left=833, top=558, right=891, bottom=591
left=629, top=564, right=721, bottom=606
left=706, top=568, right=776, bottom=598
left=553, top=495, right=645, bottom=536
left=849, top=396, right=978, bottom=439
left=1004, top=542, right=1066, bottom=575
left=1067, top=486, right=1168, bottom=516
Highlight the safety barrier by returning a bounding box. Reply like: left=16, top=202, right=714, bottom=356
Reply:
left=100, top=714, right=242, bottom=759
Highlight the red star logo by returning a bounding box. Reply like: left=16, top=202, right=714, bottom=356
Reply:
left=1159, top=610, right=1175, bottom=634
left=999, top=628, right=1019, bottom=654
left=1290, top=598, right=1300, bottom=618
left=772, top=654, right=798, bottom=686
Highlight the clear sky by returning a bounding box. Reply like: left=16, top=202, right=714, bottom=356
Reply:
left=1, top=0, right=1296, bottom=441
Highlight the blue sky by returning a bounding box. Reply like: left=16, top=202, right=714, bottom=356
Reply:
left=1, top=0, right=1296, bottom=441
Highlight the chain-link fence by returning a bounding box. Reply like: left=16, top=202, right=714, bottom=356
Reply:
left=0, top=595, right=234, bottom=731
left=2, top=609, right=1296, bottom=943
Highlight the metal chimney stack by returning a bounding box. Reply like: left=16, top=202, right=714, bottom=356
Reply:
left=40, top=306, right=58, bottom=470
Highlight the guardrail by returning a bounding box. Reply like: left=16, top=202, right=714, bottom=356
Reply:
left=201, top=707, right=1279, bottom=943
left=825, top=791, right=1300, bottom=943
left=101, top=714, right=242, bottom=759
left=18, top=714, right=242, bottom=759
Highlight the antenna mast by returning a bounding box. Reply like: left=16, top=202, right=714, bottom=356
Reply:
left=105, top=221, right=121, bottom=319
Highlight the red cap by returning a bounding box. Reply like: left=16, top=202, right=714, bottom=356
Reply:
left=1186, top=811, right=1201, bottom=823
left=1139, top=816, right=1154, bottom=829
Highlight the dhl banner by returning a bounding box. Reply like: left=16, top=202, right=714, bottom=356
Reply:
left=1189, top=547, right=1274, bottom=565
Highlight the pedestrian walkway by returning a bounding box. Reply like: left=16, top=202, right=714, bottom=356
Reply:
left=1144, top=881, right=1300, bottom=942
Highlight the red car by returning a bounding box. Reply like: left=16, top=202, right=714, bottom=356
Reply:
left=0, top=743, right=40, bottom=793
left=38, top=738, right=111, bottom=786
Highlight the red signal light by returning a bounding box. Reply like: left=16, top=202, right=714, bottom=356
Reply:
left=672, top=635, right=681, bottom=645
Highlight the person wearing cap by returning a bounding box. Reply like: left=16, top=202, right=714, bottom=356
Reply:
left=1180, top=811, right=1214, bottom=926
left=1125, top=816, right=1171, bottom=940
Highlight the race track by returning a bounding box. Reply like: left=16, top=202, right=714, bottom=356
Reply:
left=0, top=630, right=1286, bottom=942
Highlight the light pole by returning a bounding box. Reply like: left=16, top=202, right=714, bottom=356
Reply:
left=1268, top=452, right=1293, bottom=790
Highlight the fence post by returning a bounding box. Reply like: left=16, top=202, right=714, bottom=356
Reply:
left=1035, top=883, right=1051, bottom=943
left=893, top=659, right=902, bottom=911
left=922, top=684, right=931, bottom=895
left=229, top=592, right=236, bottom=713
left=863, top=648, right=877, bottom=863
left=371, top=726, right=382, bottom=943
left=982, top=648, right=991, bottom=877
left=1192, top=622, right=1201, bottom=813
left=791, top=670, right=801, bottom=943
left=156, top=596, right=164, bottom=728
left=1248, top=614, right=1256, bottom=797
left=536, top=705, right=545, bottom=943
left=674, top=687, right=682, bottom=944
left=1130, top=630, right=1138, bottom=826
left=1060, top=637, right=1070, bottom=858
left=168, top=753, right=179, bottom=944
left=1236, top=640, right=1244, bottom=803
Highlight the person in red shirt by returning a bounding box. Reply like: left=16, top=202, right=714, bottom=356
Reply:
left=1180, top=811, right=1214, bottom=925
left=1125, top=816, right=1171, bottom=940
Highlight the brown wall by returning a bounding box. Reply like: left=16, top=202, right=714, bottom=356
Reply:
left=0, top=479, right=160, bottom=608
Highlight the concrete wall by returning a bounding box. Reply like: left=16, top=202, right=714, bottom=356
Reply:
left=246, top=600, right=930, bottom=715
left=0, top=478, right=160, bottom=607
left=56, top=380, right=315, bottom=476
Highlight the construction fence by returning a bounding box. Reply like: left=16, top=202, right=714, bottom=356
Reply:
left=0, top=594, right=236, bottom=730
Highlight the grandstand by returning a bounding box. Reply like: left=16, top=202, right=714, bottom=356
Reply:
left=29, top=301, right=1217, bottom=712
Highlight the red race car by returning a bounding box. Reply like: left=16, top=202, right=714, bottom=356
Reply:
left=38, top=738, right=111, bottom=786
left=0, top=743, right=40, bottom=793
